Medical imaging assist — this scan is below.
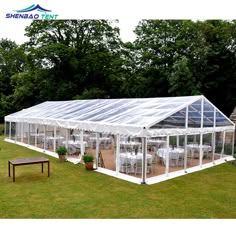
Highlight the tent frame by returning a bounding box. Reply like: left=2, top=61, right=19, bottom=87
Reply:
left=4, top=95, right=235, bottom=184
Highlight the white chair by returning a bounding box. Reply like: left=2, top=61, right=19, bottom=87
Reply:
left=134, top=158, right=142, bottom=175
left=157, top=148, right=166, bottom=165
left=134, top=156, right=152, bottom=175
left=203, top=143, right=212, bottom=159
left=120, top=156, right=132, bottom=174
left=178, top=154, right=184, bottom=166
left=168, top=152, right=179, bottom=167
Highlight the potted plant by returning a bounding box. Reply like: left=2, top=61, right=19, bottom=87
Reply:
left=82, top=154, right=95, bottom=170
left=56, top=146, right=68, bottom=162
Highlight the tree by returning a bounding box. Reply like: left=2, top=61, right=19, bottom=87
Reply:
left=133, top=20, right=197, bottom=97
left=2, top=19, right=236, bottom=122
left=0, top=39, right=26, bottom=96
left=132, top=20, right=236, bottom=115
left=0, top=39, right=27, bottom=121
left=192, top=20, right=236, bottom=115
left=23, top=20, right=125, bottom=101
left=168, top=56, right=200, bottom=96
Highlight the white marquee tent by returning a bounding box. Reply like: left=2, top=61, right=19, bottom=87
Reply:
left=4, top=95, right=235, bottom=184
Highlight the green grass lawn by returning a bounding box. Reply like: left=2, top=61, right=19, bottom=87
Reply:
left=1, top=135, right=236, bottom=219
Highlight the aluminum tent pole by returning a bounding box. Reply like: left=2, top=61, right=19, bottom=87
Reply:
left=184, top=134, right=188, bottom=172
left=43, top=125, right=46, bottom=151
left=21, top=122, right=23, bottom=143
left=80, top=130, right=85, bottom=156
left=199, top=133, right=203, bottom=168
left=165, top=135, right=170, bottom=176
left=116, top=134, right=120, bottom=175
left=212, top=132, right=216, bottom=164
left=95, top=133, right=100, bottom=169
left=9, top=122, right=11, bottom=139
left=16, top=123, right=19, bottom=142
left=66, top=129, right=69, bottom=157
left=199, top=97, right=204, bottom=168
left=184, top=106, right=189, bottom=172
left=53, top=126, right=56, bottom=152
left=35, top=124, right=37, bottom=147
left=212, top=106, right=216, bottom=164
left=176, top=135, right=179, bottom=148
left=231, top=130, right=235, bottom=157
left=27, top=124, right=30, bottom=146
left=141, top=137, right=147, bottom=184
left=221, top=131, right=226, bottom=159
left=14, top=123, right=17, bottom=142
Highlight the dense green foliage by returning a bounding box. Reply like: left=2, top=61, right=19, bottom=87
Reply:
left=1, top=19, right=236, bottom=122
left=1, top=136, right=236, bottom=218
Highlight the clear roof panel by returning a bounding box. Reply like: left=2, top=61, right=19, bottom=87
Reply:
left=149, top=98, right=234, bottom=129
left=5, top=95, right=234, bottom=136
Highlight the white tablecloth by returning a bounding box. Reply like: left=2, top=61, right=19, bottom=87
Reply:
left=119, top=152, right=152, bottom=173
left=187, top=144, right=212, bottom=158
left=187, top=144, right=212, bottom=152
left=157, top=148, right=184, bottom=166
left=120, top=141, right=141, bottom=151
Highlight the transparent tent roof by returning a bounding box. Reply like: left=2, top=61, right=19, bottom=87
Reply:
left=5, top=95, right=235, bottom=136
